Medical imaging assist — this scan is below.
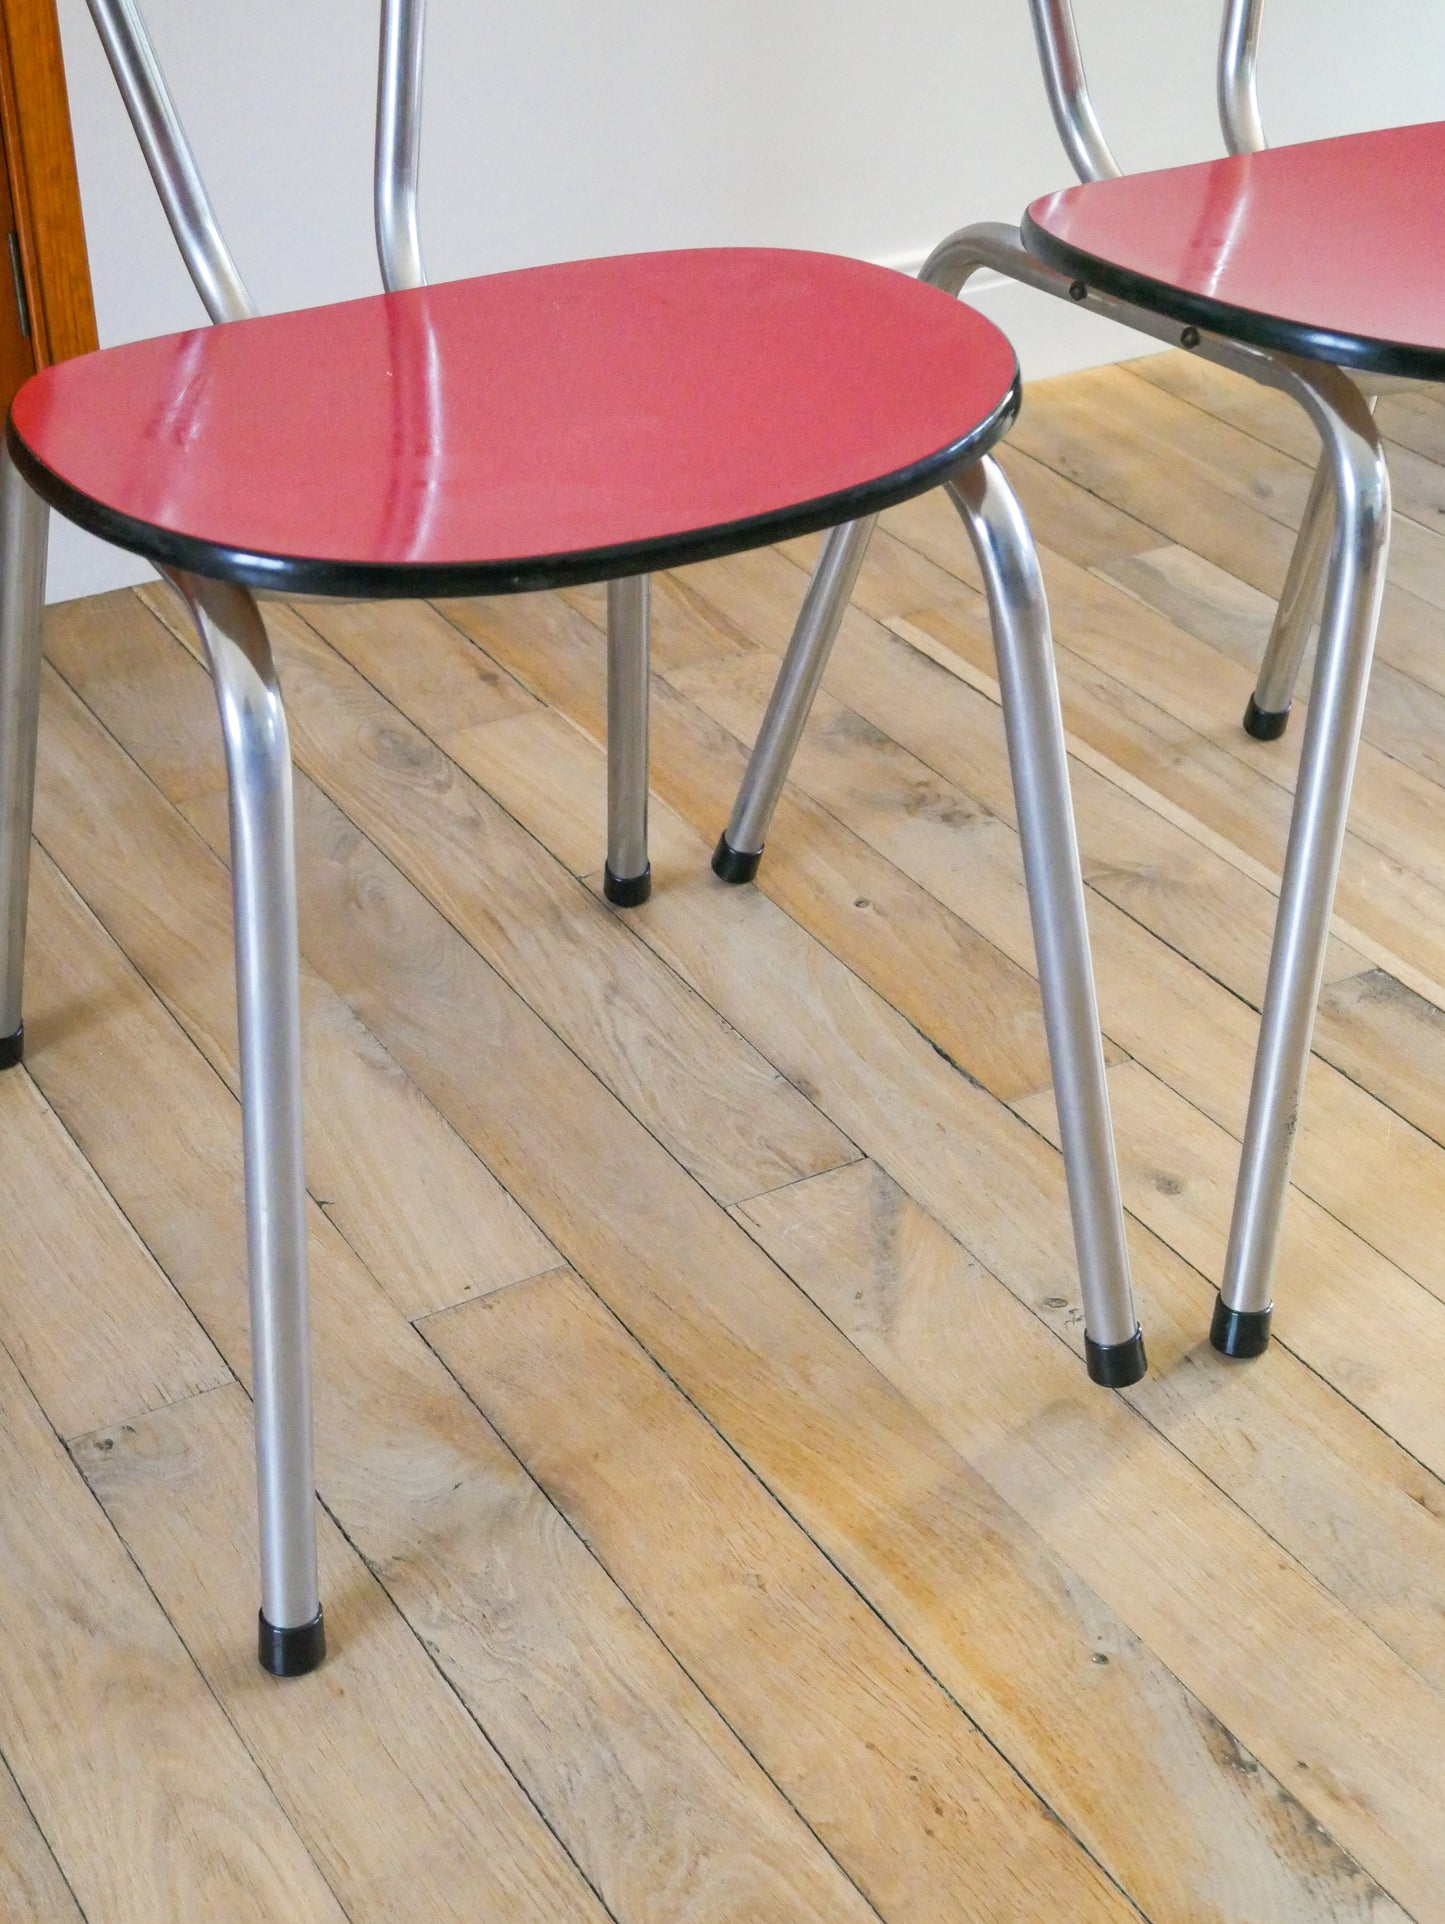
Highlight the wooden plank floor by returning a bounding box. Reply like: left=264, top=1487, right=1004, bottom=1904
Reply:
left=4, top=350, right=1445, bottom=1920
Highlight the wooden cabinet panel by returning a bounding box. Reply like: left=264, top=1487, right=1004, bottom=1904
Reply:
left=0, top=0, right=96, bottom=410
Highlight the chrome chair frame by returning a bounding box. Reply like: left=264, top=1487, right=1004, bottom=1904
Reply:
left=0, top=0, right=1145, bottom=1674
left=0, top=0, right=653, bottom=1675
left=1038, top=0, right=1398, bottom=747
left=718, top=0, right=1401, bottom=1361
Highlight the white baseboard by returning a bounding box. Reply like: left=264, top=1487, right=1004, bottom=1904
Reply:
left=43, top=247, right=1164, bottom=605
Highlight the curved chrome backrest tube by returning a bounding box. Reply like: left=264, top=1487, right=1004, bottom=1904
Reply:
left=375, top=0, right=427, bottom=292
left=1025, top=0, right=1121, bottom=183
left=1218, top=0, right=1267, bottom=153
left=84, top=0, right=256, bottom=322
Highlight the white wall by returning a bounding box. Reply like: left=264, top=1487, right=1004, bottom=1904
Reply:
left=47, top=0, right=1445, bottom=599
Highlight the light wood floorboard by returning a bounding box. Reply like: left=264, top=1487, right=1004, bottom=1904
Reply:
left=4, top=352, right=1442, bottom=1920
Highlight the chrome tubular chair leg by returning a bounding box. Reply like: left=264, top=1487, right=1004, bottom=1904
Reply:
left=0, top=446, right=49, bottom=1068
left=1246, top=453, right=1332, bottom=739
left=713, top=514, right=876, bottom=884
left=947, top=457, right=1143, bottom=1387
left=167, top=570, right=324, bottom=1674
left=1213, top=370, right=1390, bottom=1357
left=903, top=220, right=1398, bottom=1362
left=604, top=572, right=652, bottom=905
left=1248, top=386, right=1379, bottom=741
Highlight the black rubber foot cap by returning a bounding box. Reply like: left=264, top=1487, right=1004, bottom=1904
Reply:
left=712, top=835, right=762, bottom=885
left=0, top=1024, right=21, bottom=1070
left=1243, top=695, right=1290, bottom=741
left=258, top=1608, right=326, bottom=1677
left=1210, top=1297, right=1273, bottom=1359
left=1085, top=1328, right=1147, bottom=1389
left=603, top=863, right=652, bottom=907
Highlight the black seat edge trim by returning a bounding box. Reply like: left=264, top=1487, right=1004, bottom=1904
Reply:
left=6, top=373, right=1019, bottom=600
left=1021, top=211, right=1445, bottom=383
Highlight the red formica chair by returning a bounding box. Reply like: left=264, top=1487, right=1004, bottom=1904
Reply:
left=717, top=0, right=1426, bottom=1368
left=0, top=0, right=1143, bottom=1675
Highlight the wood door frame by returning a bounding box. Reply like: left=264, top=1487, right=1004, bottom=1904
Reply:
left=0, top=0, right=96, bottom=367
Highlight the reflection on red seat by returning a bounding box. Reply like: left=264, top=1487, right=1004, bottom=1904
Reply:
left=9, top=248, right=1018, bottom=597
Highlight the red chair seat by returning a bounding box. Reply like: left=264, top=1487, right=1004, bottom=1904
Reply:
left=7, top=247, right=1018, bottom=598
left=1023, top=122, right=1445, bottom=381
